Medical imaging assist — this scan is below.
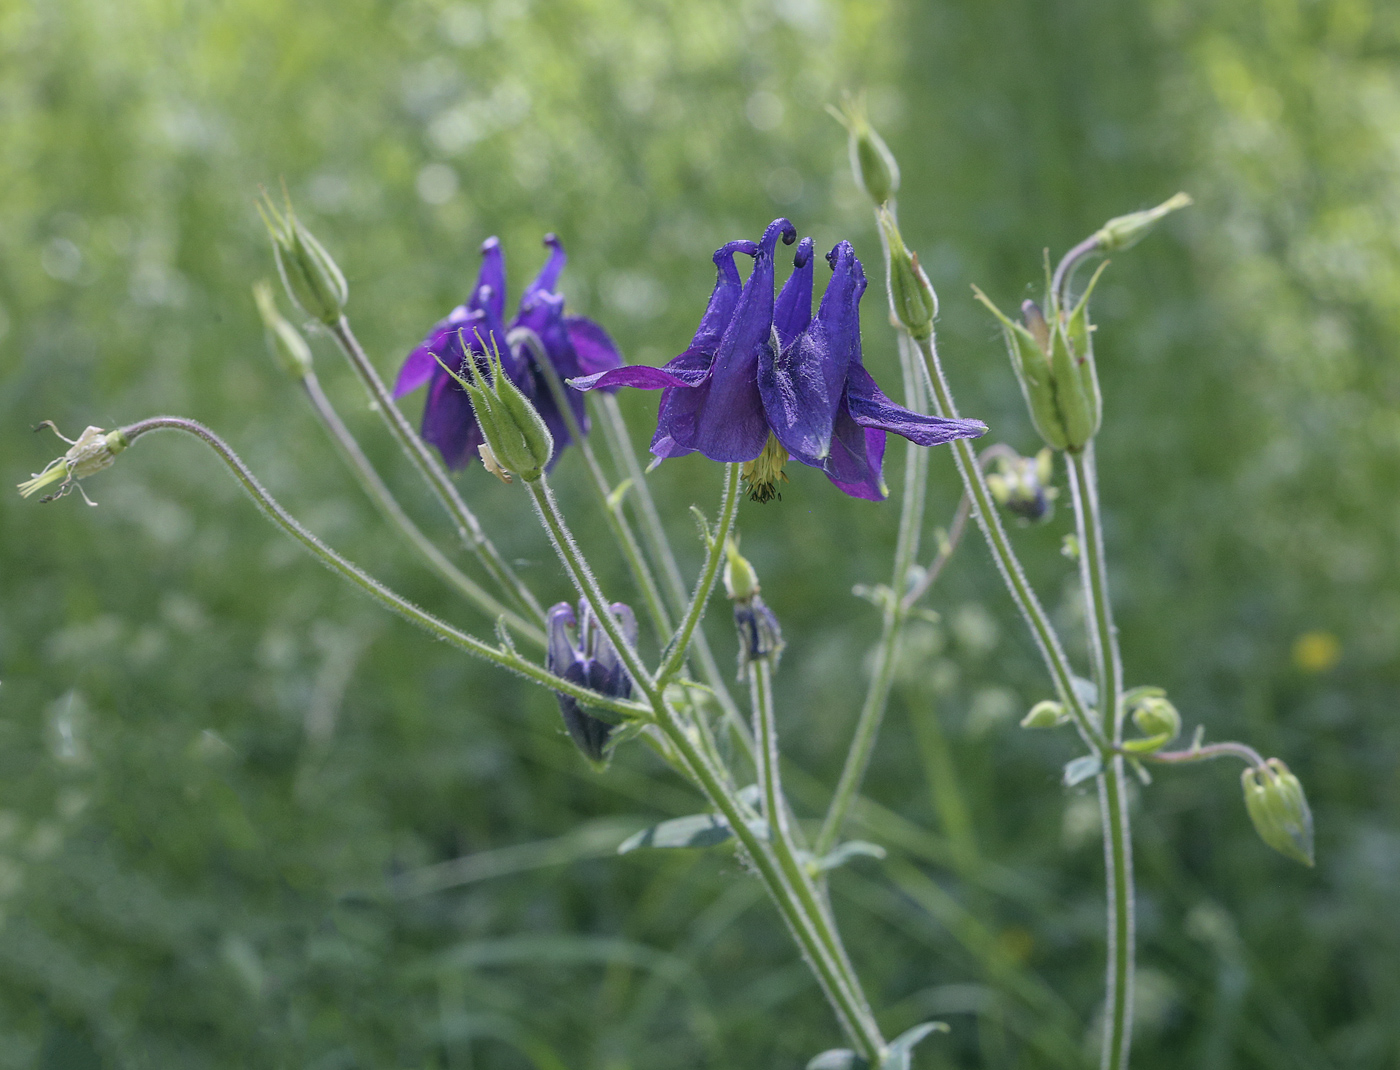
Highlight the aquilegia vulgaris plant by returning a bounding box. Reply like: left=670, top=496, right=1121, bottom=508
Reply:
left=20, top=103, right=1313, bottom=1070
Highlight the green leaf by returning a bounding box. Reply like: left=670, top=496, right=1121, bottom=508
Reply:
left=883, top=1021, right=950, bottom=1069
left=814, top=841, right=887, bottom=873
left=1063, top=753, right=1103, bottom=787
left=807, top=1049, right=866, bottom=1070
left=617, top=814, right=733, bottom=853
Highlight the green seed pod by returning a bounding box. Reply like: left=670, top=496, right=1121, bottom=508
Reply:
left=450, top=343, right=554, bottom=482
left=1242, top=758, right=1315, bottom=867
left=1096, top=192, right=1193, bottom=254
left=1021, top=700, right=1069, bottom=729
left=972, top=288, right=1070, bottom=450
left=258, top=189, right=348, bottom=326
left=252, top=280, right=313, bottom=379
left=829, top=93, right=900, bottom=206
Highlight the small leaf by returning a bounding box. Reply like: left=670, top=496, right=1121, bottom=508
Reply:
left=882, top=1021, right=951, bottom=1069
left=816, top=841, right=887, bottom=873
left=807, top=1049, right=867, bottom=1070
left=689, top=505, right=715, bottom=549
left=618, top=814, right=733, bottom=853
left=1063, top=753, right=1103, bottom=787
left=493, top=615, right=517, bottom=656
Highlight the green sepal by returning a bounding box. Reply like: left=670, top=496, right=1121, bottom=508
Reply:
left=971, top=285, right=1068, bottom=450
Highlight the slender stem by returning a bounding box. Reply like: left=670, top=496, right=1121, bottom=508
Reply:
left=117, top=417, right=644, bottom=720
left=902, top=491, right=971, bottom=612
left=1143, top=740, right=1266, bottom=768
left=298, top=370, right=543, bottom=647
left=1052, top=233, right=1103, bottom=312
left=524, top=469, right=884, bottom=1060
left=524, top=335, right=674, bottom=643
left=657, top=465, right=742, bottom=686
left=595, top=394, right=747, bottom=738
left=913, top=334, right=1105, bottom=752
left=325, top=316, right=544, bottom=623
left=1065, top=443, right=1133, bottom=1070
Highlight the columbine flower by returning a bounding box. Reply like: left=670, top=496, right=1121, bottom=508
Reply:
left=394, top=235, right=623, bottom=470
left=546, top=600, right=638, bottom=764
left=570, top=219, right=986, bottom=501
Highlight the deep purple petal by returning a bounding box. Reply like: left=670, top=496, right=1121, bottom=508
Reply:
left=522, top=233, right=567, bottom=307
left=394, top=344, right=441, bottom=398
left=565, top=316, right=624, bottom=378
left=821, top=399, right=889, bottom=500
left=774, top=237, right=814, bottom=350
left=688, top=239, right=760, bottom=354
left=471, top=237, right=507, bottom=321
left=570, top=358, right=710, bottom=393
left=420, top=366, right=484, bottom=470
left=845, top=364, right=988, bottom=446
left=546, top=603, right=581, bottom=676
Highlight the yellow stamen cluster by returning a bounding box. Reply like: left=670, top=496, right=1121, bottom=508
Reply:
left=742, top=434, right=790, bottom=504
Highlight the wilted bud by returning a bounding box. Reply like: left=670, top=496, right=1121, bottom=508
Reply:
left=258, top=187, right=348, bottom=326
left=829, top=93, right=900, bottom=207
left=987, top=447, right=1059, bottom=524
left=18, top=423, right=129, bottom=505
left=1241, top=758, right=1314, bottom=867
left=440, top=340, right=554, bottom=481
left=1021, top=700, right=1069, bottom=729
left=1095, top=192, right=1193, bottom=254
left=1131, top=696, right=1181, bottom=742
left=252, top=280, right=313, bottom=379
left=878, top=207, right=936, bottom=340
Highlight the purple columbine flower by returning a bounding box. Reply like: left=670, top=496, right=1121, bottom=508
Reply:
left=570, top=219, right=986, bottom=501
left=394, top=235, right=624, bottom=470
left=546, top=600, right=638, bottom=764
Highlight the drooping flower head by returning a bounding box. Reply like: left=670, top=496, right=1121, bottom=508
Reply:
left=546, top=600, right=638, bottom=764
left=571, top=219, right=986, bottom=501
left=395, top=236, right=624, bottom=470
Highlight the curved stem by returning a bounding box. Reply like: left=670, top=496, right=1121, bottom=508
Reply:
left=913, top=335, right=1105, bottom=752
left=1142, top=740, right=1266, bottom=768
left=656, top=465, right=742, bottom=687
left=595, top=394, right=747, bottom=744
left=299, top=370, right=543, bottom=646
left=325, top=316, right=544, bottom=623
left=1052, top=233, right=1103, bottom=312
left=117, top=417, right=643, bottom=720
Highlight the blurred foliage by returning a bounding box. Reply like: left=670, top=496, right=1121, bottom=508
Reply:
left=2, top=0, right=1398, bottom=1067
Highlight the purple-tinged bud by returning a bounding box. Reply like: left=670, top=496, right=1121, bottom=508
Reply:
left=258, top=187, right=348, bottom=326
left=252, top=280, right=313, bottom=379
left=986, top=447, right=1059, bottom=524
left=724, top=538, right=784, bottom=676
left=546, top=601, right=638, bottom=765
left=1241, top=758, right=1314, bottom=867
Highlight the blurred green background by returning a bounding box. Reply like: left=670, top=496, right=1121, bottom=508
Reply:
left=2, top=0, right=1397, bottom=1066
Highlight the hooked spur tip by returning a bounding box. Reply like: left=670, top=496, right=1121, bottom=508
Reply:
left=824, top=239, right=855, bottom=270
left=759, top=218, right=797, bottom=256
left=792, top=236, right=814, bottom=269
left=542, top=232, right=562, bottom=250
left=480, top=236, right=501, bottom=254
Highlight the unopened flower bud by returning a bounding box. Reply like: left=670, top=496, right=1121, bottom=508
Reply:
left=987, top=447, right=1058, bottom=524
left=829, top=93, right=900, bottom=206
left=258, top=187, right=348, bottom=326
left=252, top=279, right=313, bottom=379
left=1095, top=192, right=1193, bottom=254
left=878, top=207, right=936, bottom=340
left=722, top=537, right=761, bottom=602
left=1241, top=758, right=1314, bottom=867
left=18, top=423, right=128, bottom=505
left=440, top=340, right=554, bottom=481
left=1021, top=700, right=1068, bottom=729
left=547, top=600, right=638, bottom=765
left=1131, top=696, right=1181, bottom=742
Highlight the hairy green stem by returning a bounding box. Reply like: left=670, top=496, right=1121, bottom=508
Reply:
left=595, top=394, right=747, bottom=740
left=298, top=370, right=543, bottom=646
left=1144, top=740, right=1265, bottom=768
left=117, top=417, right=644, bottom=720
left=524, top=471, right=884, bottom=1060
left=1066, top=445, right=1133, bottom=1070
left=325, top=316, right=543, bottom=623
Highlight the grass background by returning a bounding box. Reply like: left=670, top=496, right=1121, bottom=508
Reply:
left=1, top=0, right=1397, bottom=1066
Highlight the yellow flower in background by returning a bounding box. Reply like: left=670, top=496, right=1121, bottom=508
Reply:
left=1292, top=631, right=1341, bottom=673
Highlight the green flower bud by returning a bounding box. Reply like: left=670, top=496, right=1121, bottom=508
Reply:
left=722, top=537, right=761, bottom=602
left=878, top=207, right=936, bottom=341
left=252, top=279, right=313, bottom=379
left=828, top=93, right=900, bottom=206
left=438, top=341, right=554, bottom=481
left=1021, top=700, right=1069, bottom=729
left=1241, top=758, right=1315, bottom=867
left=258, top=187, right=348, bottom=326
left=1131, top=696, right=1181, bottom=742
left=1095, top=192, right=1193, bottom=254
left=18, top=422, right=128, bottom=505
